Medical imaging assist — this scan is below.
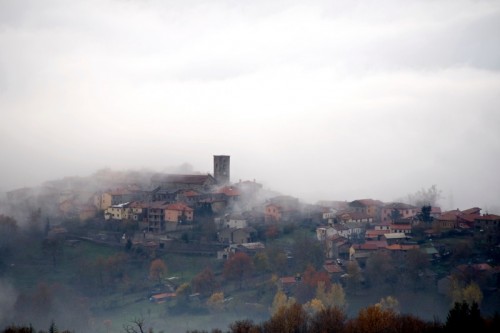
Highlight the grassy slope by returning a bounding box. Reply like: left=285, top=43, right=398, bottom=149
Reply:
left=5, top=230, right=495, bottom=333
left=4, top=238, right=245, bottom=332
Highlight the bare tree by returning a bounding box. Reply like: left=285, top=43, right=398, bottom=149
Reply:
left=407, top=185, right=442, bottom=208
left=149, top=258, right=167, bottom=285
left=223, top=252, right=254, bottom=290
left=123, top=317, right=147, bottom=333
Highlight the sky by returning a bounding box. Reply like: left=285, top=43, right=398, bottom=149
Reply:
left=1, top=0, right=500, bottom=212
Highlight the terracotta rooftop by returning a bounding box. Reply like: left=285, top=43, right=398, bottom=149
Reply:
left=280, top=276, right=297, bottom=285
left=366, top=229, right=391, bottom=237
left=323, top=263, right=344, bottom=274
left=129, top=201, right=144, bottom=208
left=180, top=190, right=200, bottom=197
left=431, top=206, right=442, bottom=214
left=436, top=213, right=458, bottom=221
left=383, top=202, right=418, bottom=209
left=352, top=241, right=387, bottom=250
left=476, top=214, right=500, bottom=221
left=147, top=201, right=171, bottom=209
left=461, top=207, right=481, bottom=215
left=390, top=224, right=412, bottom=230
left=216, top=186, right=241, bottom=196
left=166, top=203, right=193, bottom=211
left=386, top=244, right=419, bottom=251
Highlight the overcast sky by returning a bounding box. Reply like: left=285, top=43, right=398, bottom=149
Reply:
left=1, top=0, right=499, bottom=212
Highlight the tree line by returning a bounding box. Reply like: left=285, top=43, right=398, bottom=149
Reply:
left=3, top=300, right=499, bottom=333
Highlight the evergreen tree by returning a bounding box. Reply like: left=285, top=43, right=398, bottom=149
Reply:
left=445, top=301, right=484, bottom=333
left=48, top=321, right=57, bottom=333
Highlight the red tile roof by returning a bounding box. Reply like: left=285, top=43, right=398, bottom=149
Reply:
left=476, top=214, right=500, bottom=221
left=150, top=292, right=176, bottom=301
left=366, top=230, right=391, bottom=237
left=147, top=201, right=171, bottom=209
left=352, top=241, right=387, bottom=250
left=323, top=264, right=344, bottom=274
left=390, top=224, right=412, bottom=230
left=461, top=207, right=481, bottom=215
left=265, top=203, right=297, bottom=213
left=180, top=190, right=200, bottom=197
left=437, top=208, right=486, bottom=223
left=441, top=209, right=461, bottom=216
left=460, top=215, right=476, bottom=223
left=129, top=201, right=145, bottom=208
left=280, top=276, right=297, bottom=285
left=436, top=213, right=458, bottom=221
left=386, top=244, right=419, bottom=251
left=216, top=186, right=241, bottom=196
left=383, top=202, right=418, bottom=209
left=431, top=206, right=442, bottom=214
left=165, top=203, right=193, bottom=211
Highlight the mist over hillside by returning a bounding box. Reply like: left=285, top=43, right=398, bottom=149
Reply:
left=1, top=1, right=499, bottom=332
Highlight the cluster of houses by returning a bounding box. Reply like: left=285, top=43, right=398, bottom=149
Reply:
left=7, top=156, right=498, bottom=248
left=94, top=171, right=500, bottom=277
left=4, top=156, right=499, bottom=275
left=4, top=155, right=499, bottom=300
left=274, top=200, right=500, bottom=296
left=96, top=175, right=264, bottom=233
left=315, top=200, right=499, bottom=262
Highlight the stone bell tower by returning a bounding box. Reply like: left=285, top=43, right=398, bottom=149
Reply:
left=213, top=155, right=230, bottom=185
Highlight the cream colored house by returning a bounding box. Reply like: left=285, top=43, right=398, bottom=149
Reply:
left=129, top=201, right=146, bottom=221
left=94, top=188, right=138, bottom=211
left=104, top=202, right=131, bottom=220
left=223, top=214, right=248, bottom=229
left=380, top=202, right=418, bottom=223
left=349, top=199, right=384, bottom=219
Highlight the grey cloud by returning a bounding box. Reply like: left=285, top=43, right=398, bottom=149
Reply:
left=0, top=0, right=499, bottom=213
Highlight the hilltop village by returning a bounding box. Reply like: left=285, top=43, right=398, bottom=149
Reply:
left=1, top=155, right=499, bottom=332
